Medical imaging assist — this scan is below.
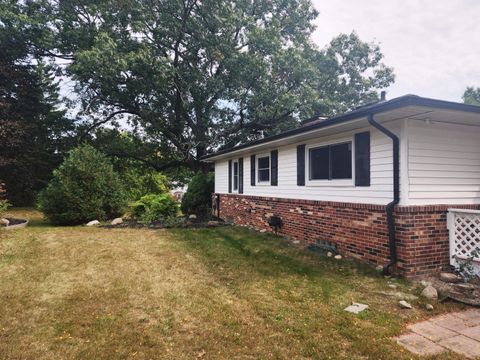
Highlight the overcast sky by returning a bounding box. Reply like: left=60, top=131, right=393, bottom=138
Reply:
left=311, top=0, right=480, bottom=102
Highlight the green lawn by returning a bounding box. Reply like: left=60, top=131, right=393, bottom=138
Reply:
left=0, top=209, right=465, bottom=359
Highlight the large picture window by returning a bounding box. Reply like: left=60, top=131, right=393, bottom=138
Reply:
left=309, top=142, right=352, bottom=180
left=257, top=155, right=270, bottom=182
left=233, top=160, right=239, bottom=190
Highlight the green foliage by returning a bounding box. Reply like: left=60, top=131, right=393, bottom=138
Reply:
left=0, top=182, right=10, bottom=215
left=122, top=171, right=170, bottom=202
left=26, top=0, right=394, bottom=172
left=181, top=172, right=214, bottom=219
left=316, top=32, right=396, bottom=115
left=38, top=145, right=127, bottom=225
left=131, top=194, right=178, bottom=223
left=463, top=87, right=480, bottom=106
left=0, top=1, right=76, bottom=205
left=87, top=128, right=191, bottom=199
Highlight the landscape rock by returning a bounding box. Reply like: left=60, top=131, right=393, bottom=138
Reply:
left=376, top=265, right=383, bottom=272
left=207, top=220, right=219, bottom=226
left=344, top=303, right=369, bottom=314
left=388, top=284, right=398, bottom=289
left=420, top=280, right=432, bottom=287
left=188, top=214, right=197, bottom=220
left=440, top=272, right=461, bottom=283
left=86, top=220, right=100, bottom=226
left=399, top=300, right=412, bottom=309
left=259, top=229, right=267, bottom=233
left=426, top=304, right=434, bottom=311
left=421, top=285, right=438, bottom=300
left=327, top=251, right=333, bottom=257
left=0, top=218, right=9, bottom=226
left=111, top=217, right=123, bottom=225
left=292, top=240, right=300, bottom=245
left=456, top=283, right=475, bottom=291
left=334, top=254, right=342, bottom=260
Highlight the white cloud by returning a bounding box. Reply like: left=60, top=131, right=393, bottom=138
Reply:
left=311, top=0, right=480, bottom=101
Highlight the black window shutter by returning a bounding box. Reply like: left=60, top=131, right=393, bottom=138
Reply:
left=250, top=155, right=256, bottom=186
left=297, top=144, right=306, bottom=186
left=354, top=132, right=371, bottom=186
left=270, top=150, right=278, bottom=186
left=228, top=159, right=232, bottom=193
left=238, top=158, right=244, bottom=193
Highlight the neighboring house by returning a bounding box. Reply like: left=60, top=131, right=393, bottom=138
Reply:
left=171, top=185, right=187, bottom=201
left=202, top=95, right=480, bottom=278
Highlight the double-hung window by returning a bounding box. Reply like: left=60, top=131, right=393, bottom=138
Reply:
left=309, top=142, right=352, bottom=181
left=257, top=155, right=270, bottom=183
left=233, top=160, right=239, bottom=191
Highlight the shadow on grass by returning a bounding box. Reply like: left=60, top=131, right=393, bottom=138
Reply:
left=171, top=226, right=381, bottom=285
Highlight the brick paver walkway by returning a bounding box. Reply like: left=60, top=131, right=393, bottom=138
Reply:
left=395, top=309, right=480, bottom=358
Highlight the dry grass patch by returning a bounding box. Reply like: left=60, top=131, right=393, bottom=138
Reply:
left=0, top=209, right=466, bottom=359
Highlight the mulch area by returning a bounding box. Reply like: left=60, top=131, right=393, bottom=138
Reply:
left=100, top=217, right=226, bottom=230
left=3, top=218, right=28, bottom=226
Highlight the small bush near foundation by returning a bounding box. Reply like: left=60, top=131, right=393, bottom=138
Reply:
left=38, top=145, right=127, bottom=225
left=181, top=172, right=214, bottom=219
left=131, top=194, right=178, bottom=223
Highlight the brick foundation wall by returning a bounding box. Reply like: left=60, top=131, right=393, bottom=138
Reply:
left=395, top=205, right=480, bottom=277
left=214, top=193, right=480, bottom=278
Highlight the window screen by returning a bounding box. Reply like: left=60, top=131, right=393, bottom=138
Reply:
left=233, top=161, right=239, bottom=190
left=309, top=142, right=352, bottom=180
left=331, top=143, right=352, bottom=179
left=258, top=156, right=270, bottom=182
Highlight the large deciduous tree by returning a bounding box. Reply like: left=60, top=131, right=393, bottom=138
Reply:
left=32, top=0, right=394, bottom=172
left=463, top=87, right=480, bottom=105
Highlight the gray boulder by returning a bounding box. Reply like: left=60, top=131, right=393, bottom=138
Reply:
left=421, top=285, right=438, bottom=300
left=399, top=300, right=412, bottom=309
left=440, top=272, right=461, bottom=283
left=111, top=217, right=123, bottom=225
left=86, top=220, right=100, bottom=226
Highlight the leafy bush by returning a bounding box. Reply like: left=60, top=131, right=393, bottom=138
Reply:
left=181, top=172, right=214, bottom=219
left=121, top=170, right=170, bottom=201
left=131, top=194, right=178, bottom=223
left=0, top=182, right=10, bottom=216
left=38, top=145, right=127, bottom=225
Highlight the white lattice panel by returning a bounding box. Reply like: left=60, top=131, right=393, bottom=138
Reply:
left=448, top=209, right=480, bottom=274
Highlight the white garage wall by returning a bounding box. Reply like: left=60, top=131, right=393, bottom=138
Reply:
left=406, top=120, right=480, bottom=205
left=214, top=122, right=404, bottom=205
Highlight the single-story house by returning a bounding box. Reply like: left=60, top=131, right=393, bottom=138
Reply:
left=202, top=94, right=480, bottom=278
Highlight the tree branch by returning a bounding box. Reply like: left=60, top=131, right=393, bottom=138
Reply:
left=105, top=151, right=189, bottom=172
left=80, top=110, right=136, bottom=141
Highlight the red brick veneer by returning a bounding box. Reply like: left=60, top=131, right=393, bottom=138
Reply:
left=395, top=205, right=480, bottom=277
left=214, top=193, right=480, bottom=278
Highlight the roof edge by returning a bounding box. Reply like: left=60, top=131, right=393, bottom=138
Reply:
left=201, top=95, right=480, bottom=161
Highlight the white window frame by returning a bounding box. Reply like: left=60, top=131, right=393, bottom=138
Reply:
left=305, top=137, right=355, bottom=187
left=256, top=153, right=271, bottom=186
left=232, top=160, right=239, bottom=192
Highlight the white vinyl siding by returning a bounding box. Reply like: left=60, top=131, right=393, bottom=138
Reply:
left=214, top=159, right=229, bottom=194
left=406, top=120, right=480, bottom=205
left=214, top=123, right=403, bottom=205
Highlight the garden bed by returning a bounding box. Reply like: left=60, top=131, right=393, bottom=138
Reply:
left=101, top=216, right=226, bottom=229
left=2, top=217, right=29, bottom=230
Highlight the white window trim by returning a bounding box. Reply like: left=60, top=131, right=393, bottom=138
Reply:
left=305, top=137, right=355, bottom=187
left=232, top=160, right=239, bottom=192
left=256, top=153, right=271, bottom=186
